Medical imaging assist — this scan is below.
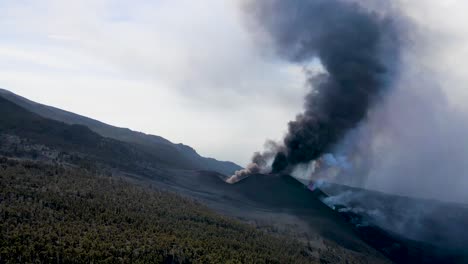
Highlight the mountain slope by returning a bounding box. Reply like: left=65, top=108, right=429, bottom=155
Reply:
left=0, top=158, right=318, bottom=264
left=142, top=168, right=391, bottom=262
left=0, top=92, right=392, bottom=263
left=0, top=95, right=199, bottom=175
left=318, top=183, right=468, bottom=263
left=0, top=88, right=241, bottom=175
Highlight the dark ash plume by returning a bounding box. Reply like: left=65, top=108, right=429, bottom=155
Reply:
left=253, top=0, right=399, bottom=175
left=228, top=0, right=400, bottom=182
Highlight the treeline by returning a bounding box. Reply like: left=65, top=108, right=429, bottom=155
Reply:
left=0, top=158, right=318, bottom=263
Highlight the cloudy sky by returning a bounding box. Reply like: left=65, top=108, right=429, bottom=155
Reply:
left=1, top=0, right=468, bottom=169
left=0, top=0, right=309, bottom=166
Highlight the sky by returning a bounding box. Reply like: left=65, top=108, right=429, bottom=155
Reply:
left=1, top=0, right=468, bottom=171
left=0, top=0, right=308, bottom=166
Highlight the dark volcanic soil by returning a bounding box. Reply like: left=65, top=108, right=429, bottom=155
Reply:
left=152, top=169, right=468, bottom=264
left=138, top=170, right=391, bottom=263
left=319, top=183, right=468, bottom=264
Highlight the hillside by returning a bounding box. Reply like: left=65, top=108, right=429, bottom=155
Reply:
left=5, top=90, right=464, bottom=263
left=0, top=158, right=317, bottom=263
left=0, top=92, right=392, bottom=263
left=147, top=170, right=391, bottom=263
left=0, top=95, right=195, bottom=176
left=318, top=183, right=468, bottom=264
left=0, top=89, right=241, bottom=175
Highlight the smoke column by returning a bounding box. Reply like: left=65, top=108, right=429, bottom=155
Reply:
left=228, top=0, right=400, bottom=182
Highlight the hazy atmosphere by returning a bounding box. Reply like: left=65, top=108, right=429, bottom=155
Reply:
left=0, top=0, right=308, bottom=166
left=2, top=0, right=468, bottom=203
left=2, top=1, right=468, bottom=263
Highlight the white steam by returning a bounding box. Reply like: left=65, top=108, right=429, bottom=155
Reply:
left=302, top=1, right=468, bottom=204
left=335, top=0, right=468, bottom=204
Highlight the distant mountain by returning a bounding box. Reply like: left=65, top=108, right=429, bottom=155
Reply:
left=0, top=88, right=242, bottom=175
left=0, top=95, right=199, bottom=175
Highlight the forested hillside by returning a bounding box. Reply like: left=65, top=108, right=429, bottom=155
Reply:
left=0, top=93, right=391, bottom=264
left=0, top=158, right=317, bottom=263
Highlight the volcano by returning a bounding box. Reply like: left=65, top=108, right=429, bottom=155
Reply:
left=1, top=90, right=467, bottom=263
left=0, top=90, right=389, bottom=263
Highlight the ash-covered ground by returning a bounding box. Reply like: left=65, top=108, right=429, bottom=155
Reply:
left=142, top=165, right=468, bottom=264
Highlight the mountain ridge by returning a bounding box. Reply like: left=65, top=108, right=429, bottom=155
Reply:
left=0, top=88, right=241, bottom=175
